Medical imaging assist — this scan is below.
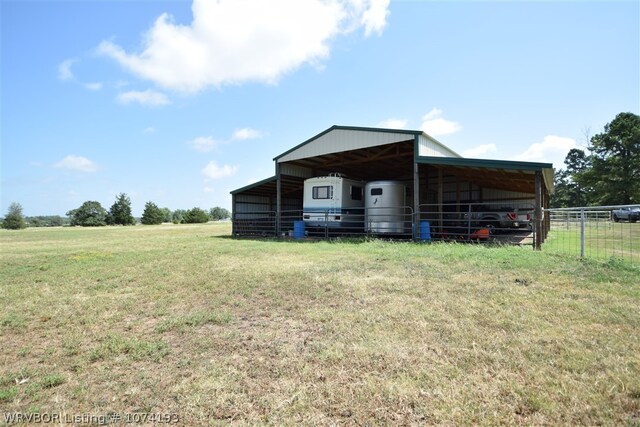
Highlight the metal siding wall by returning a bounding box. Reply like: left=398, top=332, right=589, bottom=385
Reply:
left=234, top=194, right=272, bottom=218
left=482, top=188, right=534, bottom=201
left=280, top=163, right=314, bottom=178
left=418, top=135, right=460, bottom=158
left=278, top=129, right=413, bottom=162
left=426, top=175, right=480, bottom=202
left=281, top=197, right=302, bottom=211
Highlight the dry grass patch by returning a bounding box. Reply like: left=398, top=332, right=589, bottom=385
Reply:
left=1, top=223, right=639, bottom=425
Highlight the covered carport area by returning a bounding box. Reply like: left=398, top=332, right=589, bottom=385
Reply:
left=231, top=125, right=553, bottom=247
left=415, top=158, right=553, bottom=248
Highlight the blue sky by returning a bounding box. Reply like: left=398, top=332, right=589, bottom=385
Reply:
left=2, top=0, right=638, bottom=216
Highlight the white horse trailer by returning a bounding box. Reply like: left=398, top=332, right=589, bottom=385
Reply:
left=365, top=181, right=408, bottom=234
left=303, top=175, right=365, bottom=230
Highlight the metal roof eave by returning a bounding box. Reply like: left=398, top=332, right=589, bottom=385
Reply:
left=417, top=155, right=555, bottom=193
left=273, top=125, right=423, bottom=161
left=416, top=155, right=552, bottom=171
left=230, top=176, right=276, bottom=195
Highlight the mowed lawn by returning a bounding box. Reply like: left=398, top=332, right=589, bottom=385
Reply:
left=1, top=223, right=639, bottom=426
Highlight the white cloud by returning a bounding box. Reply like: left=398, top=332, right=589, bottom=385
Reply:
left=513, top=135, right=577, bottom=168
left=462, top=144, right=497, bottom=158
left=190, top=136, right=222, bottom=152
left=360, top=0, right=390, bottom=36
left=202, top=161, right=238, bottom=180
left=58, top=59, right=77, bottom=81
left=190, top=128, right=263, bottom=152
left=83, top=82, right=103, bottom=91
left=203, top=186, right=214, bottom=193
left=54, top=155, right=98, bottom=172
left=97, top=0, right=391, bottom=93
left=117, top=89, right=170, bottom=106
left=420, top=108, right=462, bottom=137
left=232, top=128, right=263, bottom=141
left=376, top=118, right=408, bottom=129
left=143, top=126, right=156, bottom=134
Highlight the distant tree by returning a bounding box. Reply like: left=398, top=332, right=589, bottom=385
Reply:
left=183, top=207, right=209, bottom=224
left=2, top=202, right=27, bottom=230
left=550, top=169, right=571, bottom=208
left=160, top=208, right=172, bottom=223
left=172, top=209, right=186, bottom=224
left=25, top=215, right=65, bottom=227
left=141, top=201, right=164, bottom=225
left=552, top=112, right=640, bottom=207
left=582, top=112, right=640, bottom=205
left=29, top=217, right=43, bottom=227
left=209, top=206, right=231, bottom=220
left=550, top=148, right=593, bottom=208
left=67, top=201, right=107, bottom=226
left=50, top=216, right=65, bottom=227
left=107, top=193, right=136, bottom=225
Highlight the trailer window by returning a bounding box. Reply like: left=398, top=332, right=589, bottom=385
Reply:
left=351, top=186, right=363, bottom=201
left=370, top=188, right=383, bottom=196
left=312, top=186, right=333, bottom=199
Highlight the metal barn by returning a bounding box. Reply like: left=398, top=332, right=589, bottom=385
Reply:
left=230, top=126, right=554, bottom=248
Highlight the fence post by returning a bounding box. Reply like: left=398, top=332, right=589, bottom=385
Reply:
left=467, top=204, right=472, bottom=240
left=534, top=171, right=542, bottom=250
left=324, top=210, right=329, bottom=239
left=580, top=208, right=585, bottom=258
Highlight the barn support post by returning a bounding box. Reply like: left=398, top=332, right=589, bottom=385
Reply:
left=276, top=162, right=281, bottom=237
left=437, top=168, right=443, bottom=230
left=534, top=171, right=542, bottom=250
left=413, top=161, right=420, bottom=240
left=455, top=175, right=460, bottom=214
left=544, top=189, right=550, bottom=241
left=231, top=194, right=236, bottom=236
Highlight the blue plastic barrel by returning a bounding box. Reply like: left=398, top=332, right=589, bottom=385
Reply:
left=419, top=220, right=431, bottom=241
left=293, top=221, right=305, bottom=239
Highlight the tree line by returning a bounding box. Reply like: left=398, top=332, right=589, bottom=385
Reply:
left=3, top=112, right=637, bottom=229
left=1, top=194, right=230, bottom=229
left=551, top=112, right=639, bottom=208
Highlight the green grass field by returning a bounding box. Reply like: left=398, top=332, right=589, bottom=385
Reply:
left=546, top=221, right=640, bottom=264
left=1, top=223, right=639, bottom=425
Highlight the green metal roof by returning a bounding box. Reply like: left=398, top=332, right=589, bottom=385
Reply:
left=230, top=176, right=276, bottom=195
left=416, top=155, right=552, bottom=171
left=417, top=155, right=555, bottom=193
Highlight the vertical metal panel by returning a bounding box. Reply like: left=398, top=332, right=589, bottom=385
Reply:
left=280, top=163, right=314, bottom=178
left=277, top=129, right=416, bottom=162
left=418, top=134, right=461, bottom=158
left=481, top=188, right=534, bottom=201
left=234, top=194, right=272, bottom=216
left=427, top=175, right=480, bottom=202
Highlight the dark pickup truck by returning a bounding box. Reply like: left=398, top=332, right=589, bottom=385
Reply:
left=611, top=206, right=640, bottom=223
left=465, top=205, right=533, bottom=230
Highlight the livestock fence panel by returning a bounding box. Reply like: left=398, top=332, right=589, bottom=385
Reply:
left=543, top=205, right=639, bottom=264
left=232, top=211, right=277, bottom=237
left=418, top=201, right=536, bottom=246
left=281, top=207, right=415, bottom=239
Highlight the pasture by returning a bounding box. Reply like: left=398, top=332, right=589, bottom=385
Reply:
left=1, top=223, right=639, bottom=425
